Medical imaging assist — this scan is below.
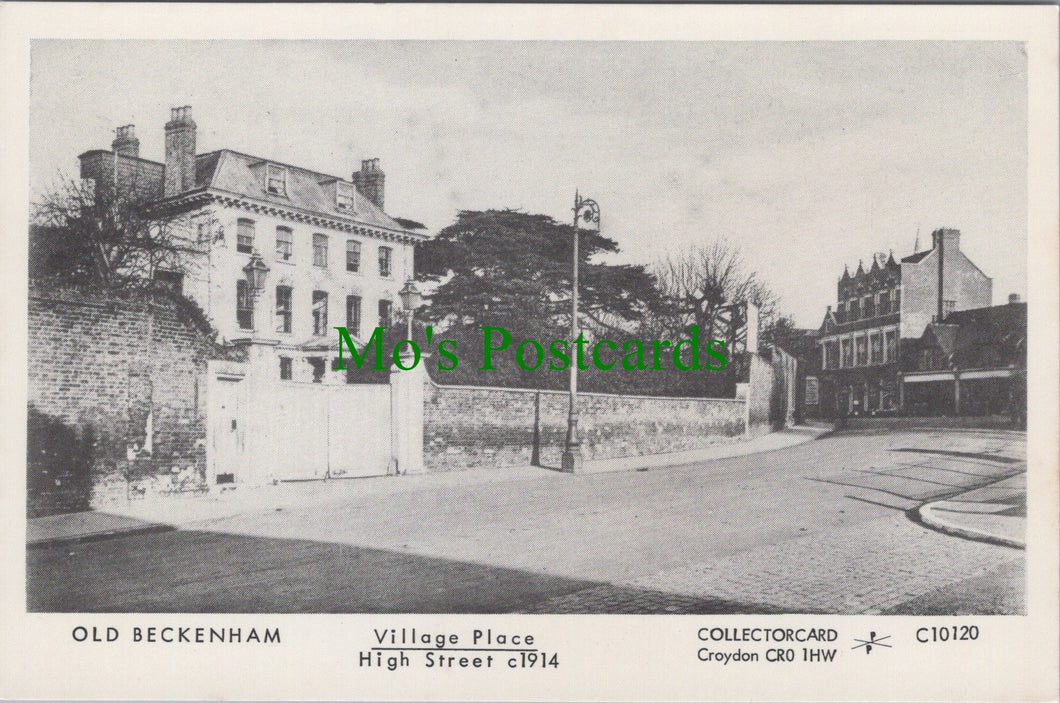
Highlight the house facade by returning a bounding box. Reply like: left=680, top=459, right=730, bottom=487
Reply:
left=815, top=228, right=992, bottom=417
left=68, top=106, right=433, bottom=489
left=79, top=107, right=430, bottom=385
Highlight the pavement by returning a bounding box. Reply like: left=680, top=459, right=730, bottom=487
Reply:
left=28, top=425, right=831, bottom=543
left=916, top=473, right=1026, bottom=549
left=27, top=427, right=1027, bottom=614
left=27, top=511, right=173, bottom=547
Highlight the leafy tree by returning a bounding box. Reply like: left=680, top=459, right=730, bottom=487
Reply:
left=415, top=209, right=672, bottom=390
left=417, top=209, right=661, bottom=337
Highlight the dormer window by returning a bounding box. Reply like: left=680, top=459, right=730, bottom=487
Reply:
left=266, top=164, right=287, bottom=196
left=336, top=182, right=355, bottom=210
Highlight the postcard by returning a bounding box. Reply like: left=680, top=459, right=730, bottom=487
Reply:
left=1, top=3, right=1057, bottom=701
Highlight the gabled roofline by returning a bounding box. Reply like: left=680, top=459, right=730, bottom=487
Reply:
left=950, top=246, right=992, bottom=281
left=901, top=248, right=934, bottom=264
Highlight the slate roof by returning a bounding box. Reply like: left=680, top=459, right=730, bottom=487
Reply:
left=945, top=303, right=1027, bottom=359
left=393, top=217, right=428, bottom=231
left=821, top=312, right=901, bottom=335
left=942, top=301, right=1026, bottom=329
left=194, top=151, right=222, bottom=188
left=920, top=302, right=1027, bottom=368
left=193, top=150, right=410, bottom=233
left=922, top=323, right=959, bottom=356
left=774, top=328, right=820, bottom=361
left=81, top=148, right=414, bottom=234
left=901, top=250, right=932, bottom=264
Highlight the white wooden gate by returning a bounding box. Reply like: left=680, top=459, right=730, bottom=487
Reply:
left=268, top=382, right=392, bottom=480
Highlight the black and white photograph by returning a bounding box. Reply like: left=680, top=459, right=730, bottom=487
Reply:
left=2, top=4, right=1057, bottom=702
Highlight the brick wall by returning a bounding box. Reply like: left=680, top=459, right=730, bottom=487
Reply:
left=945, top=249, right=993, bottom=314
left=423, top=377, right=746, bottom=471
left=28, top=282, right=240, bottom=516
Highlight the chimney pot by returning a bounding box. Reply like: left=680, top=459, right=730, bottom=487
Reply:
left=112, top=124, right=140, bottom=158
left=1009, top=293, right=1021, bottom=304
left=931, top=227, right=961, bottom=250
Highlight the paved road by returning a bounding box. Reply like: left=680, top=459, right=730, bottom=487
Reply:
left=28, top=429, right=1025, bottom=614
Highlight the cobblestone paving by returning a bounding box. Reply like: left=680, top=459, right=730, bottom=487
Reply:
left=516, top=585, right=791, bottom=614
left=29, top=429, right=1027, bottom=614
left=523, top=514, right=1023, bottom=614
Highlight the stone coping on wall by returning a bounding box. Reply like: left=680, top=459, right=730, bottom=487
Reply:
left=575, top=426, right=829, bottom=474
left=426, top=376, right=744, bottom=404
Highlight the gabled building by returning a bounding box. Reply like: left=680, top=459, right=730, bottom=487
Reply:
left=815, top=228, right=992, bottom=417
left=78, top=107, right=430, bottom=384
left=901, top=297, right=1026, bottom=419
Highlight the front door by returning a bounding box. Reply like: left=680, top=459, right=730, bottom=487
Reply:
left=211, top=377, right=245, bottom=484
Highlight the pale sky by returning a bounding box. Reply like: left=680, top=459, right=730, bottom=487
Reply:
left=30, top=40, right=1027, bottom=326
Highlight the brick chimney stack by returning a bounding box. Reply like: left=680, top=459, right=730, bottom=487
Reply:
left=931, top=227, right=960, bottom=252
left=112, top=124, right=139, bottom=158
left=164, top=106, right=197, bottom=197
left=932, top=228, right=960, bottom=323
left=353, top=158, right=385, bottom=210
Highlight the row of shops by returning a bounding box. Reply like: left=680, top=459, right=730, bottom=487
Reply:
left=801, top=299, right=1026, bottom=423
left=811, top=368, right=1025, bottom=419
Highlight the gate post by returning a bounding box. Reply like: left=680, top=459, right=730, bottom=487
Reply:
left=390, top=358, right=425, bottom=475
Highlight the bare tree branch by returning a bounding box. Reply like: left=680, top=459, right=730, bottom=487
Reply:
left=650, top=237, right=781, bottom=350
left=30, top=165, right=214, bottom=292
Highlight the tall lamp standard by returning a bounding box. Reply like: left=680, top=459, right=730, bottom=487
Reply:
left=399, top=278, right=423, bottom=342
left=561, top=191, right=600, bottom=473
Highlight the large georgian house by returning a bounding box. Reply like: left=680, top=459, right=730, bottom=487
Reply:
left=78, top=107, right=430, bottom=384
left=813, top=228, right=992, bottom=417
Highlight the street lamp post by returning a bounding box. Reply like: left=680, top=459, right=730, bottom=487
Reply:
left=561, top=190, right=600, bottom=474
left=399, top=278, right=423, bottom=342
left=242, top=249, right=270, bottom=331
